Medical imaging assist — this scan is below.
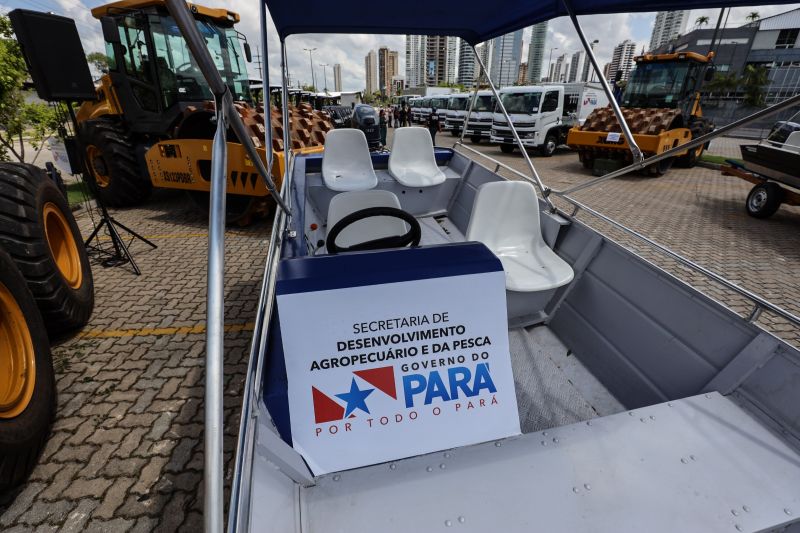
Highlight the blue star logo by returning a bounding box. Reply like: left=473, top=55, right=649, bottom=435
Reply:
left=335, top=378, right=374, bottom=417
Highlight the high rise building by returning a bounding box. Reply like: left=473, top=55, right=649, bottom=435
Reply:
left=476, top=42, right=491, bottom=80
left=609, top=39, right=637, bottom=81
left=553, top=53, right=567, bottom=82
left=456, top=38, right=475, bottom=85
left=445, top=37, right=458, bottom=84
left=378, top=47, right=399, bottom=96
left=425, top=36, right=452, bottom=86
left=489, top=30, right=523, bottom=87
left=365, top=50, right=377, bottom=95
left=527, top=22, right=548, bottom=83
left=568, top=51, right=584, bottom=82
left=333, top=64, right=342, bottom=92
left=581, top=42, right=599, bottom=82
left=517, top=62, right=528, bottom=85
left=405, top=35, right=426, bottom=88
left=648, top=11, right=689, bottom=51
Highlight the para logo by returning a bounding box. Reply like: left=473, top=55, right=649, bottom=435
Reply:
left=311, top=363, right=498, bottom=424
left=312, top=366, right=396, bottom=424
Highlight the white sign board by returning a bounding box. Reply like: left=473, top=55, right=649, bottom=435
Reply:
left=605, top=131, right=621, bottom=143
left=277, top=271, right=520, bottom=475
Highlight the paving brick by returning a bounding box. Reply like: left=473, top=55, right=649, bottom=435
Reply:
left=17, top=499, right=74, bottom=526
left=0, top=482, right=46, bottom=525
left=63, top=477, right=114, bottom=500
left=131, top=456, right=170, bottom=495
left=60, top=499, right=98, bottom=533
left=94, top=477, right=136, bottom=520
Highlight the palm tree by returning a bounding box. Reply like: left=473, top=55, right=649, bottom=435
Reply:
left=695, top=16, right=710, bottom=28
left=746, top=11, right=760, bottom=23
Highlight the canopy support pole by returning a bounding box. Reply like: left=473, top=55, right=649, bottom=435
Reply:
left=260, top=0, right=273, bottom=170
left=561, top=0, right=644, bottom=164
left=280, top=39, right=292, bottom=208
left=471, top=45, right=556, bottom=211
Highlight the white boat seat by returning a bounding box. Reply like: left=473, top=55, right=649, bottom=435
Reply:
left=783, top=131, right=800, bottom=153
left=388, top=127, right=446, bottom=188
left=326, top=190, right=408, bottom=250
left=466, top=181, right=573, bottom=292
left=321, top=129, right=378, bottom=191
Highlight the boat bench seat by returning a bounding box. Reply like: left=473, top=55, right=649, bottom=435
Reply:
left=388, top=127, right=446, bottom=187
left=467, top=181, right=573, bottom=293
left=321, top=129, right=378, bottom=191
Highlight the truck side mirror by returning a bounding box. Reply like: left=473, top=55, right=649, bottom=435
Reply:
left=100, top=17, right=120, bottom=44
left=243, top=42, right=252, bottom=63
left=704, top=67, right=716, bottom=82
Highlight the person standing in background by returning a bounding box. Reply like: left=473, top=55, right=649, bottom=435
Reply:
left=379, top=109, right=388, bottom=148
left=427, top=106, right=441, bottom=145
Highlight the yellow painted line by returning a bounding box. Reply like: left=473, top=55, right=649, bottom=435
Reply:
left=79, top=321, right=256, bottom=339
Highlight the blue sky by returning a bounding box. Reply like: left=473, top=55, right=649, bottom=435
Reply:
left=2, top=0, right=797, bottom=91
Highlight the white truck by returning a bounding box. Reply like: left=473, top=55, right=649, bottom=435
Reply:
left=464, top=90, right=497, bottom=143
left=490, top=83, right=608, bottom=156
left=444, top=93, right=470, bottom=135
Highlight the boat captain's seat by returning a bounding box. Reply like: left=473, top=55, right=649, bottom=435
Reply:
left=322, top=129, right=378, bottom=191
left=388, top=127, right=446, bottom=188
left=467, top=181, right=573, bottom=326
left=325, top=190, right=408, bottom=252
left=783, top=131, right=800, bottom=153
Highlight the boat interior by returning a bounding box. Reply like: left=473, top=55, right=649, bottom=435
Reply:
left=250, top=127, right=800, bottom=532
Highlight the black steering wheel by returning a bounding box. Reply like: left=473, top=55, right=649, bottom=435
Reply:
left=326, top=207, right=421, bottom=254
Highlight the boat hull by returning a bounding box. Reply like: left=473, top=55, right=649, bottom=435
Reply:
left=740, top=143, right=800, bottom=190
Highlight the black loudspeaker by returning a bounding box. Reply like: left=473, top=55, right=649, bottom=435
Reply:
left=9, top=9, right=97, bottom=102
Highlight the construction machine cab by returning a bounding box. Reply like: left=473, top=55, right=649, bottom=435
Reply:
left=90, top=0, right=252, bottom=135
left=621, top=52, right=712, bottom=117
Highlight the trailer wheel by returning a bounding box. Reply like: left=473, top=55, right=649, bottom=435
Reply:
left=500, top=144, right=515, bottom=154
left=746, top=182, right=783, bottom=219
left=80, top=118, right=151, bottom=207
left=0, top=247, right=55, bottom=492
left=540, top=134, right=557, bottom=157
left=0, top=163, right=94, bottom=336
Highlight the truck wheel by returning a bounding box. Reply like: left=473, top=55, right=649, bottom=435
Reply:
left=0, top=163, right=94, bottom=336
left=470, top=136, right=481, bottom=144
left=746, top=182, right=783, bottom=218
left=500, top=144, right=515, bottom=154
left=540, top=134, right=557, bottom=157
left=80, top=118, right=151, bottom=207
left=645, top=157, right=674, bottom=177
left=0, top=247, right=55, bottom=491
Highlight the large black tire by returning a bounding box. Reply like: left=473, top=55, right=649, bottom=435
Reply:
left=746, top=182, right=783, bottom=219
left=0, top=247, right=55, bottom=492
left=80, top=118, right=151, bottom=207
left=0, top=163, right=94, bottom=336
left=644, top=156, right=674, bottom=177
left=500, top=144, right=515, bottom=154
left=470, top=136, right=481, bottom=144
left=676, top=119, right=712, bottom=168
left=539, top=134, right=558, bottom=157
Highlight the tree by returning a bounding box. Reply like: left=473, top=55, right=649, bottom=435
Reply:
left=0, top=15, right=61, bottom=163
left=740, top=64, right=768, bottom=107
left=704, top=71, right=740, bottom=97
left=746, top=11, right=760, bottom=23
left=695, top=16, right=710, bottom=28
left=301, top=84, right=317, bottom=92
left=86, top=52, right=110, bottom=75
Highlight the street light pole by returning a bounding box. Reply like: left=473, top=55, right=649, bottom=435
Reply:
left=303, top=47, right=317, bottom=90
left=548, top=46, right=558, bottom=82
left=319, top=63, right=329, bottom=93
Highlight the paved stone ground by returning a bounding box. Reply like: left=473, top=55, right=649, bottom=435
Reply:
left=0, top=190, right=270, bottom=532
left=0, top=132, right=797, bottom=531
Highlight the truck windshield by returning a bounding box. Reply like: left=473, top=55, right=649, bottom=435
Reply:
left=449, top=98, right=468, bottom=110
left=432, top=97, right=448, bottom=109
left=621, top=62, right=693, bottom=109
left=473, top=95, right=495, bottom=112
left=500, top=92, right=541, bottom=114
left=150, top=15, right=252, bottom=107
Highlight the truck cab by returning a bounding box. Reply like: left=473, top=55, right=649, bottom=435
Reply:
left=464, top=91, right=496, bottom=144
left=492, top=84, right=608, bottom=156
left=444, top=94, right=470, bottom=135
left=429, top=96, right=450, bottom=120
left=418, top=97, right=432, bottom=123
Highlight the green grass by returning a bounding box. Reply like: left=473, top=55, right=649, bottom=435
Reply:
left=699, top=153, right=743, bottom=166
left=66, top=181, right=92, bottom=207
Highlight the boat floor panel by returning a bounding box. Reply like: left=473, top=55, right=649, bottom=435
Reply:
left=300, top=392, right=800, bottom=532
left=510, top=326, right=624, bottom=433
